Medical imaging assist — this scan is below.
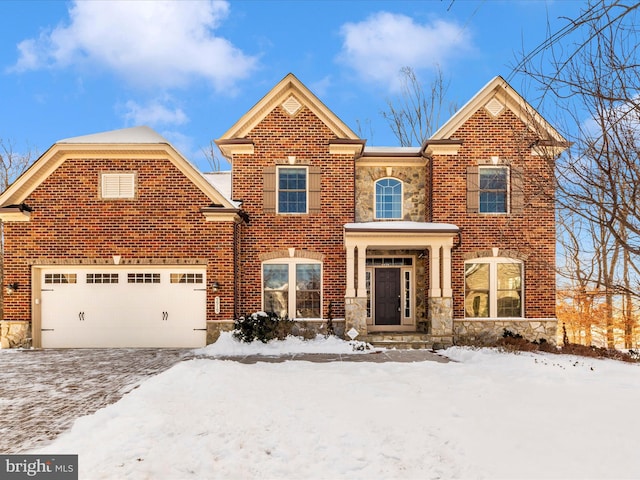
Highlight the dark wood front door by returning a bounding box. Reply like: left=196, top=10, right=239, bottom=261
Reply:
left=374, top=268, right=401, bottom=325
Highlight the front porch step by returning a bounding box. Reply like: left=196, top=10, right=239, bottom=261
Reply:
left=360, top=333, right=438, bottom=350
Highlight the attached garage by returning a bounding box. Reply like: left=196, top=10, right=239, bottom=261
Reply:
left=34, top=266, right=207, bottom=348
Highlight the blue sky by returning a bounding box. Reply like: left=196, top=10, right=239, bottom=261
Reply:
left=0, top=0, right=584, bottom=172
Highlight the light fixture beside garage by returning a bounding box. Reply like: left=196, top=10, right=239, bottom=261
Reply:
left=212, top=281, right=220, bottom=292
left=5, top=282, right=19, bottom=295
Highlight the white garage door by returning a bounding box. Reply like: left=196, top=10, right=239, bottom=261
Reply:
left=39, top=267, right=207, bottom=348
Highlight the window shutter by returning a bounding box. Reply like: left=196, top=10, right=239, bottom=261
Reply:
left=466, top=166, right=479, bottom=213
left=263, top=166, right=276, bottom=213
left=511, top=166, right=524, bottom=213
left=309, top=166, right=321, bottom=213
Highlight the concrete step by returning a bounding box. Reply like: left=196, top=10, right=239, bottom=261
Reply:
left=360, top=332, right=435, bottom=350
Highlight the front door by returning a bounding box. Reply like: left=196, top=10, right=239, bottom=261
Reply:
left=374, top=268, right=401, bottom=325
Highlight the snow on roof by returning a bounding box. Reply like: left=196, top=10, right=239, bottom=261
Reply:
left=202, top=171, right=238, bottom=207
left=362, top=146, right=422, bottom=155
left=58, top=126, right=169, bottom=144
left=344, top=221, right=459, bottom=233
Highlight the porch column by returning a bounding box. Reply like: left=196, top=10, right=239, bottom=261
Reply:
left=428, top=243, right=441, bottom=298
left=442, top=240, right=453, bottom=297
left=356, top=243, right=367, bottom=298
left=345, top=243, right=356, bottom=298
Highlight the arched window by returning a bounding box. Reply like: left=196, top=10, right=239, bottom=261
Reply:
left=375, top=178, right=402, bottom=219
left=262, top=258, right=322, bottom=319
left=464, top=257, right=523, bottom=318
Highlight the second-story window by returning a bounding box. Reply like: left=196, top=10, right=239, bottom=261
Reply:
left=278, top=167, right=307, bottom=214
left=375, top=178, right=402, bottom=219
left=479, top=166, right=508, bottom=213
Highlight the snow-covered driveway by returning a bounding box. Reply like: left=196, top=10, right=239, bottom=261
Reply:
left=0, top=348, right=192, bottom=453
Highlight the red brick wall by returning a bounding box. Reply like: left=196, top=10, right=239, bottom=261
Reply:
left=431, top=108, right=556, bottom=319
left=232, top=105, right=355, bottom=319
left=3, top=156, right=236, bottom=322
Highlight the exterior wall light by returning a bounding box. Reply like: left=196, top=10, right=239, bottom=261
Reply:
left=6, top=282, right=19, bottom=295
left=211, top=281, right=220, bottom=293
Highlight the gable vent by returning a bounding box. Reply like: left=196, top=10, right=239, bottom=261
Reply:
left=484, top=97, right=505, bottom=117
left=282, top=95, right=302, bottom=116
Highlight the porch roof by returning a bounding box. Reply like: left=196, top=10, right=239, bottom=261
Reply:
left=344, top=221, right=459, bottom=234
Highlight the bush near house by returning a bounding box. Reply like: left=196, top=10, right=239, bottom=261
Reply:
left=233, top=312, right=295, bottom=343
left=497, top=329, right=640, bottom=363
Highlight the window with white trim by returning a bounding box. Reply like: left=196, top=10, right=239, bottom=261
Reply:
left=277, top=167, right=308, bottom=213
left=101, top=173, right=135, bottom=199
left=263, top=258, right=321, bottom=319
left=464, top=257, right=523, bottom=318
left=375, top=178, right=402, bottom=219
left=479, top=166, right=508, bottom=213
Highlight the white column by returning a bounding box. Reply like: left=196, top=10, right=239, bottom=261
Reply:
left=356, top=243, right=367, bottom=298
left=429, top=244, right=441, bottom=298
left=442, top=240, right=453, bottom=297
left=345, top=243, right=356, bottom=297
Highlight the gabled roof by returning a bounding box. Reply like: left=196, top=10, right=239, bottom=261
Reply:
left=217, top=73, right=360, bottom=150
left=0, top=126, right=237, bottom=213
left=430, top=76, right=568, bottom=147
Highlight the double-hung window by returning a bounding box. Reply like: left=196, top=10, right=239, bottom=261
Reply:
left=375, top=178, right=402, bottom=219
left=464, top=257, right=523, bottom=318
left=263, top=259, right=321, bottom=319
left=278, top=167, right=307, bottom=214
left=479, top=167, right=508, bottom=213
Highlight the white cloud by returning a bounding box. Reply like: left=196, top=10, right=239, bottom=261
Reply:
left=338, top=12, right=472, bottom=90
left=10, top=0, right=257, bottom=91
left=123, top=99, right=188, bottom=127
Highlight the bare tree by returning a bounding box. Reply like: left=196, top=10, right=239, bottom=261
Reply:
left=0, top=140, right=36, bottom=321
left=201, top=140, right=222, bottom=172
left=381, top=66, right=456, bottom=146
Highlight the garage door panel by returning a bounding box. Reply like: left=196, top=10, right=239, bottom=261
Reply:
left=40, top=267, right=207, bottom=348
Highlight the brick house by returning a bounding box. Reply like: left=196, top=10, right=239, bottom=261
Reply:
left=0, top=73, right=567, bottom=348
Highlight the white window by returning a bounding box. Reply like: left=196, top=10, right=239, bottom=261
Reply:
left=44, top=273, right=77, bottom=284
left=277, top=167, right=308, bottom=214
left=101, top=173, right=135, bottom=199
left=479, top=167, right=509, bottom=213
left=375, top=178, right=403, bottom=219
left=263, top=258, right=321, bottom=319
left=464, top=257, right=523, bottom=318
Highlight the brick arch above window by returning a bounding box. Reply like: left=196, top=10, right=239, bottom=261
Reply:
left=259, top=249, right=324, bottom=262
left=463, top=249, right=528, bottom=261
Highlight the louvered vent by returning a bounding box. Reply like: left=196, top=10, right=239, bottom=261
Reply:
left=102, top=173, right=135, bottom=198
left=282, top=95, right=302, bottom=116
left=485, top=97, right=505, bottom=117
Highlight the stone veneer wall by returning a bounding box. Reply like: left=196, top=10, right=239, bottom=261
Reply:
left=454, top=319, right=557, bottom=346
left=206, top=319, right=346, bottom=344
left=355, top=166, right=426, bottom=222
left=0, top=321, right=31, bottom=348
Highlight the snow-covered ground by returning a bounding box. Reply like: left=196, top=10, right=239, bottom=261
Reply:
left=34, top=334, right=640, bottom=479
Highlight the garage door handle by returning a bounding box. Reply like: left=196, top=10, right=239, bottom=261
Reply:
left=41, top=329, right=54, bottom=331
left=162, top=311, right=168, bottom=321
left=79, top=312, right=85, bottom=321
left=193, top=328, right=207, bottom=331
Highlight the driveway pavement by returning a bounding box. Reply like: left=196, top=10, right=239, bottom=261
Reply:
left=0, top=347, right=448, bottom=454
left=0, top=348, right=193, bottom=453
